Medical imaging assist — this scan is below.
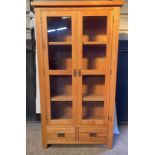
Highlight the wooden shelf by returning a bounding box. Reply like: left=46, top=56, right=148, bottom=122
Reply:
left=82, top=116, right=104, bottom=120
left=83, top=94, right=104, bottom=101
left=83, top=41, right=107, bottom=45
left=82, top=70, right=106, bottom=75
left=51, top=95, right=72, bottom=101
left=48, top=42, right=72, bottom=45
left=51, top=95, right=104, bottom=101
left=51, top=118, right=72, bottom=121
left=51, top=115, right=72, bottom=120
left=48, top=70, right=72, bottom=75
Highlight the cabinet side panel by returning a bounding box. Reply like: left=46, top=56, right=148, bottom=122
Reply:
left=108, top=7, right=120, bottom=149
left=35, top=8, right=47, bottom=148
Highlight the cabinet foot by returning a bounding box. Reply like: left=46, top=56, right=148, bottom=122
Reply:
left=107, top=141, right=113, bottom=149
left=42, top=143, right=48, bottom=149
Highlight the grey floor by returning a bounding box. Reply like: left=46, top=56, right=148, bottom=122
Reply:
left=26, top=123, right=128, bottom=155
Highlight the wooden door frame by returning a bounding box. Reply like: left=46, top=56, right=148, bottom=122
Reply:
left=35, top=8, right=47, bottom=148
left=41, top=10, right=77, bottom=125
left=107, top=7, right=120, bottom=148
left=77, top=10, right=113, bottom=125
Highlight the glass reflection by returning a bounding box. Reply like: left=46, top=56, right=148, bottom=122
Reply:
left=47, top=17, right=71, bottom=42
left=48, top=27, right=67, bottom=33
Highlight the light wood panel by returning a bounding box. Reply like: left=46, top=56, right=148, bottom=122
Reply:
left=51, top=95, right=72, bottom=101
left=83, top=41, right=107, bottom=45
left=33, top=7, right=114, bottom=12
left=31, top=0, right=124, bottom=7
left=45, top=125, right=111, bottom=144
left=107, top=7, right=120, bottom=149
left=35, top=8, right=47, bottom=148
left=47, top=127, right=76, bottom=142
left=47, top=140, right=107, bottom=144
left=83, top=94, right=104, bottom=101
left=48, top=42, right=72, bottom=45
left=48, top=70, right=72, bottom=75
left=79, top=127, right=107, bottom=142
left=82, top=70, right=106, bottom=75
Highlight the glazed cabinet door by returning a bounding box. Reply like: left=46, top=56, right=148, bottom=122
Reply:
left=77, top=10, right=113, bottom=125
left=41, top=11, right=77, bottom=125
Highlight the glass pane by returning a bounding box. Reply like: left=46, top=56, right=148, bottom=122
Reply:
left=50, top=76, right=72, bottom=99
left=83, top=45, right=106, bottom=70
left=83, top=16, right=107, bottom=42
left=51, top=101, right=72, bottom=119
left=47, top=17, right=71, bottom=42
left=50, top=75, right=72, bottom=120
left=83, top=75, right=105, bottom=99
left=82, top=101, right=104, bottom=120
left=48, top=45, right=72, bottom=70
left=82, top=75, right=105, bottom=120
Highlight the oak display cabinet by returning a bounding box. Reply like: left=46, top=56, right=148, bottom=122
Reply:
left=31, top=0, right=124, bottom=149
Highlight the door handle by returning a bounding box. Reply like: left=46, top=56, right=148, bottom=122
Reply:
left=77, top=69, right=81, bottom=77
left=57, top=132, right=65, bottom=137
left=89, top=132, right=97, bottom=137
left=73, top=69, right=77, bottom=77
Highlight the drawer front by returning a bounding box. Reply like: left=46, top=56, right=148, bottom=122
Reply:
left=79, top=127, right=107, bottom=142
left=47, top=127, right=75, bottom=142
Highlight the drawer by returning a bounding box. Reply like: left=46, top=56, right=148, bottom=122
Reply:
left=47, top=127, right=75, bottom=142
left=79, top=127, right=107, bottom=142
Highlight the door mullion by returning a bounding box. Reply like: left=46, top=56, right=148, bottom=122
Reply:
left=77, top=11, right=83, bottom=124
left=72, top=12, right=78, bottom=124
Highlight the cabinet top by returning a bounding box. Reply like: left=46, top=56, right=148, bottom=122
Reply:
left=31, top=0, right=124, bottom=7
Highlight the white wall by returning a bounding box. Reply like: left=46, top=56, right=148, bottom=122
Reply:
left=120, top=0, right=128, bottom=40
left=26, top=0, right=31, bottom=40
